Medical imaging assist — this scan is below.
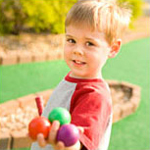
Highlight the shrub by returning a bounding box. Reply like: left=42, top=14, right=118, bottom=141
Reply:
left=0, top=0, right=143, bottom=35
left=0, top=0, right=26, bottom=34
left=0, top=0, right=76, bottom=34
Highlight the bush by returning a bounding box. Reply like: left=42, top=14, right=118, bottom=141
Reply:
left=0, top=0, right=142, bottom=35
left=0, top=0, right=26, bottom=34
left=0, top=0, right=77, bottom=34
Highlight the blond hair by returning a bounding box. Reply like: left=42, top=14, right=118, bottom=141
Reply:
left=65, top=0, right=132, bottom=45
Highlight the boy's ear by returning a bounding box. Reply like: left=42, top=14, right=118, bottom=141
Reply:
left=108, top=39, right=122, bottom=58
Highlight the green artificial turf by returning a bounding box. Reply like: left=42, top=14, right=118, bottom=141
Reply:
left=0, top=60, right=70, bottom=103
left=0, top=37, right=150, bottom=150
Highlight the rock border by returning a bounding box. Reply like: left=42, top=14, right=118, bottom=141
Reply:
left=107, top=80, right=141, bottom=123
left=0, top=81, right=141, bottom=149
left=0, top=48, right=64, bottom=66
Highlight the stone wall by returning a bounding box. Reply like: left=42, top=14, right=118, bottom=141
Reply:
left=0, top=48, right=64, bottom=65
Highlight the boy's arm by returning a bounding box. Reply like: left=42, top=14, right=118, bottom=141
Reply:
left=37, top=121, right=83, bottom=150
left=70, top=85, right=112, bottom=150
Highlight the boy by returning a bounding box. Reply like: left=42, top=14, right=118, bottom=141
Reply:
left=31, top=0, right=131, bottom=149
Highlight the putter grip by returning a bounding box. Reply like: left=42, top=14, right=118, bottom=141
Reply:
left=35, top=96, right=43, bottom=116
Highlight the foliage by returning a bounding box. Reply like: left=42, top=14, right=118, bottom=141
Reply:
left=0, top=0, right=26, bottom=34
left=0, top=0, right=76, bottom=34
left=0, top=0, right=143, bottom=34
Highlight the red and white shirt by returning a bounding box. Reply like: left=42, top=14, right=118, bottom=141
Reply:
left=31, top=72, right=112, bottom=150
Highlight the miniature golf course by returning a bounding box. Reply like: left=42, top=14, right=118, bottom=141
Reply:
left=0, top=37, right=150, bottom=150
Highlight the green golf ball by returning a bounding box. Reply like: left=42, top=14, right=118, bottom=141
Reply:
left=48, top=107, right=71, bottom=125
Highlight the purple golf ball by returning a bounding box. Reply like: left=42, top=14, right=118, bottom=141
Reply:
left=57, top=124, right=80, bottom=147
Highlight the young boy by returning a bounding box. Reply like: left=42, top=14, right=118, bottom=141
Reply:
left=31, top=0, right=131, bottom=149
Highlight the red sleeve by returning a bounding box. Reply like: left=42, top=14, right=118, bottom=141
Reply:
left=70, top=82, right=112, bottom=150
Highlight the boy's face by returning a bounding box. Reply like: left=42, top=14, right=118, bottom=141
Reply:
left=64, top=25, right=111, bottom=79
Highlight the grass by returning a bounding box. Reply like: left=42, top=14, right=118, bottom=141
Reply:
left=0, top=60, right=69, bottom=103
left=104, top=37, right=150, bottom=150
left=0, top=37, right=150, bottom=150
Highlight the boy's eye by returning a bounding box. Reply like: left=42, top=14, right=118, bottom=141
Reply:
left=67, top=39, right=76, bottom=43
left=86, top=41, right=94, bottom=46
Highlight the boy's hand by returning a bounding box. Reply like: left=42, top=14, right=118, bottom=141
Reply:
left=37, top=121, right=83, bottom=150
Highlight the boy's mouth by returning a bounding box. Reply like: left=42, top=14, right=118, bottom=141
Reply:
left=72, top=60, right=86, bottom=65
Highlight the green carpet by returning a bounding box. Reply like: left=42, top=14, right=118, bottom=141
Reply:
left=0, top=37, right=150, bottom=150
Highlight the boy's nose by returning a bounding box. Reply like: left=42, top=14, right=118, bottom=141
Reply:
left=73, top=47, right=84, bottom=56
